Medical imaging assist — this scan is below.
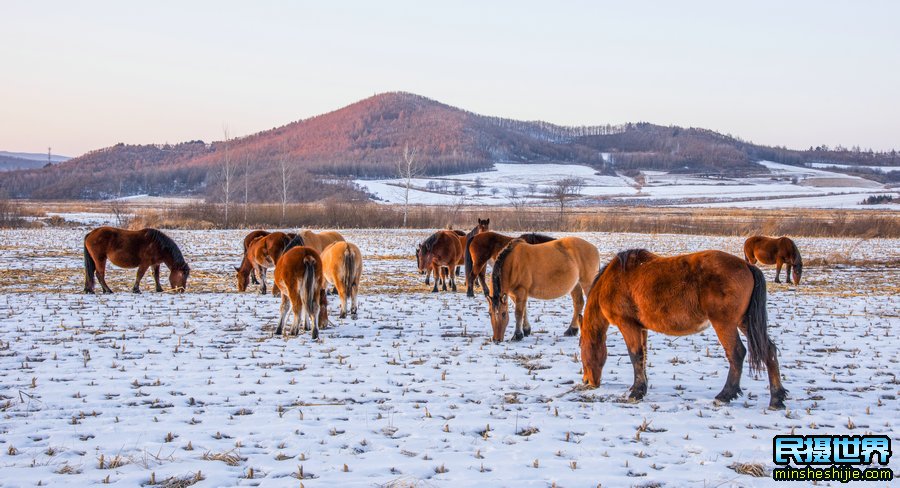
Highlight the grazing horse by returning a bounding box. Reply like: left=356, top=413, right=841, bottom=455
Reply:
left=321, top=241, right=363, bottom=319
left=744, top=236, right=803, bottom=285
left=83, top=226, right=190, bottom=294
left=580, top=249, right=787, bottom=410
left=274, top=246, right=328, bottom=340
left=416, top=230, right=464, bottom=292
left=466, top=231, right=555, bottom=297
left=487, top=237, right=599, bottom=341
left=297, top=230, right=345, bottom=253
left=238, top=230, right=270, bottom=287
left=462, top=218, right=490, bottom=284
left=243, top=232, right=304, bottom=294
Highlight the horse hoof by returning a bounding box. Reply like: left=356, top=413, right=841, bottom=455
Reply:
left=339, top=312, right=347, bottom=319
left=83, top=289, right=94, bottom=295
left=466, top=290, right=474, bottom=298
left=768, top=401, right=786, bottom=411
left=563, top=327, right=578, bottom=337
left=523, top=328, right=532, bottom=337
left=351, top=313, right=358, bottom=320
left=155, top=287, right=163, bottom=293
left=311, top=330, right=319, bottom=341
left=511, top=332, right=524, bottom=341
left=431, top=288, right=438, bottom=293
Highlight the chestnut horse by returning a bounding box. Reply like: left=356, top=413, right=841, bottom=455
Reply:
left=321, top=241, right=363, bottom=319
left=465, top=231, right=555, bottom=297
left=462, top=218, right=490, bottom=282
left=84, top=227, right=190, bottom=294
left=487, top=237, right=599, bottom=341
left=274, top=246, right=328, bottom=340
left=416, top=230, right=464, bottom=292
left=580, top=249, right=787, bottom=410
left=744, top=236, right=803, bottom=285
left=297, top=230, right=345, bottom=253
left=243, top=232, right=304, bottom=294
left=238, top=230, right=270, bottom=287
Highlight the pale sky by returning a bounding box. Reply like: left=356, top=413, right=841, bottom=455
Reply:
left=2, top=0, right=898, bottom=157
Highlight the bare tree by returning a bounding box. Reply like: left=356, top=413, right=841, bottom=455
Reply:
left=527, top=183, right=538, bottom=197
left=279, top=151, right=294, bottom=225
left=472, top=176, right=485, bottom=195
left=243, top=154, right=251, bottom=225
left=395, top=143, right=421, bottom=227
left=220, top=125, right=235, bottom=227
left=548, top=176, right=585, bottom=226
left=506, top=187, right=526, bottom=229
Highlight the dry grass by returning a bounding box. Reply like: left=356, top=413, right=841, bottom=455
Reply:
left=728, top=462, right=768, bottom=477
left=202, top=449, right=244, bottom=466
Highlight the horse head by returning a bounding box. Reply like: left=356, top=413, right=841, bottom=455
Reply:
left=486, top=293, right=509, bottom=342
left=235, top=265, right=249, bottom=292
left=170, top=263, right=190, bottom=292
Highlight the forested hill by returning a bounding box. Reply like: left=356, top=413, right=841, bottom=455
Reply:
left=2, top=92, right=896, bottom=201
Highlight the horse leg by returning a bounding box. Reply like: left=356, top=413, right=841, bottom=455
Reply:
left=711, top=322, right=746, bottom=404
left=431, top=264, right=440, bottom=293
left=425, top=269, right=431, bottom=286
left=275, top=292, right=290, bottom=336
left=785, top=261, right=793, bottom=284
left=763, top=339, right=787, bottom=410
left=350, top=281, right=358, bottom=319
left=152, top=265, right=163, bottom=292
left=522, top=307, right=532, bottom=337
left=257, top=265, right=267, bottom=294
left=338, top=283, right=348, bottom=319
left=774, top=259, right=783, bottom=283
left=564, top=285, right=585, bottom=336
left=478, top=270, right=489, bottom=297
left=132, top=265, right=149, bottom=293
left=441, top=267, right=448, bottom=292
left=250, top=266, right=259, bottom=285
left=619, top=322, right=649, bottom=401
left=449, top=265, right=457, bottom=292
left=309, top=301, right=320, bottom=341
left=95, top=258, right=113, bottom=293
left=511, top=294, right=527, bottom=342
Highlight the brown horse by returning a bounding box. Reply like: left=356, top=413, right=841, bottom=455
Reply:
left=274, top=246, right=328, bottom=340
left=466, top=231, right=556, bottom=297
left=487, top=237, right=599, bottom=341
left=83, top=226, right=190, bottom=294
left=462, top=218, right=490, bottom=283
left=321, top=241, right=363, bottom=319
left=580, top=249, right=787, bottom=410
left=416, top=230, right=464, bottom=292
left=297, top=230, right=345, bottom=253
left=238, top=230, right=270, bottom=286
left=243, top=232, right=304, bottom=294
left=744, top=236, right=803, bottom=285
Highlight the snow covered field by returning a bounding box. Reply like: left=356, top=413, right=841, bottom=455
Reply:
left=356, top=162, right=898, bottom=209
left=0, top=229, right=897, bottom=487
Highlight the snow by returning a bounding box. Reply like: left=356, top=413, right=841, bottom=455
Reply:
left=808, top=162, right=900, bottom=173
left=0, top=228, right=897, bottom=487
left=357, top=162, right=896, bottom=209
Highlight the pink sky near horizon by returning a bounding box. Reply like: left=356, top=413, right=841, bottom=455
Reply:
left=1, top=1, right=898, bottom=157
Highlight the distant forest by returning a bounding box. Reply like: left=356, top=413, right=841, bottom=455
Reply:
left=1, top=92, right=896, bottom=202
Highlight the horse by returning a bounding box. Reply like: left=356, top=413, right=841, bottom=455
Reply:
left=273, top=246, right=328, bottom=340
left=83, top=226, right=190, bottom=294
left=465, top=231, right=556, bottom=297
left=462, top=218, right=490, bottom=283
left=238, top=230, right=270, bottom=287
left=744, top=236, right=803, bottom=285
left=321, top=241, right=363, bottom=319
left=580, top=249, right=787, bottom=410
left=297, top=230, right=345, bottom=253
left=487, top=237, right=599, bottom=341
left=243, top=232, right=304, bottom=294
left=416, top=230, right=464, bottom=292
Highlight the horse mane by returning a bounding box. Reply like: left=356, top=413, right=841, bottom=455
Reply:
left=452, top=229, right=466, bottom=236
left=616, top=249, right=655, bottom=271
left=518, top=232, right=555, bottom=244
left=283, top=234, right=305, bottom=253
left=146, top=229, right=189, bottom=270
left=490, top=239, right=523, bottom=307
left=421, top=232, right=442, bottom=252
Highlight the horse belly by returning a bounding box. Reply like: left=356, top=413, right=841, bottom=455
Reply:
left=529, top=271, right=578, bottom=300
left=106, top=250, right=142, bottom=269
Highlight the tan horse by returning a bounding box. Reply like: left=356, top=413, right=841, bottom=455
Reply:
left=487, top=237, right=600, bottom=341
left=580, top=249, right=787, bottom=410
left=416, top=230, right=464, bottom=292
left=274, top=246, right=328, bottom=340
left=744, top=236, right=803, bottom=284
left=298, top=230, right=345, bottom=253
left=245, top=232, right=304, bottom=294
left=321, top=242, right=363, bottom=319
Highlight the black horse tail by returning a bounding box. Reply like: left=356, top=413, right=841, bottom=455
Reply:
left=83, top=243, right=96, bottom=290
left=303, top=256, right=317, bottom=314
left=342, top=246, right=355, bottom=297
left=743, top=264, right=775, bottom=374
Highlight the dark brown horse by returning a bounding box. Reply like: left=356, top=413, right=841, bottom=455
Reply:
left=580, top=249, right=787, bottom=410
left=84, top=227, right=190, bottom=294
left=240, top=230, right=270, bottom=286
left=242, top=232, right=304, bottom=294
left=416, top=230, right=464, bottom=292
left=465, top=231, right=555, bottom=297
left=744, top=236, right=803, bottom=284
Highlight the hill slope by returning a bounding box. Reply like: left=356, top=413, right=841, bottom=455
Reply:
left=1, top=92, right=896, bottom=201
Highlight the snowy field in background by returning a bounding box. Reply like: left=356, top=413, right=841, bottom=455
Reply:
left=356, top=161, right=899, bottom=209
left=0, top=228, right=898, bottom=487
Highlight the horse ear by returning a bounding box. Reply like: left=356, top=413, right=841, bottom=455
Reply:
left=233, top=265, right=240, bottom=272
left=485, top=219, right=490, bottom=225
left=500, top=294, right=508, bottom=304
